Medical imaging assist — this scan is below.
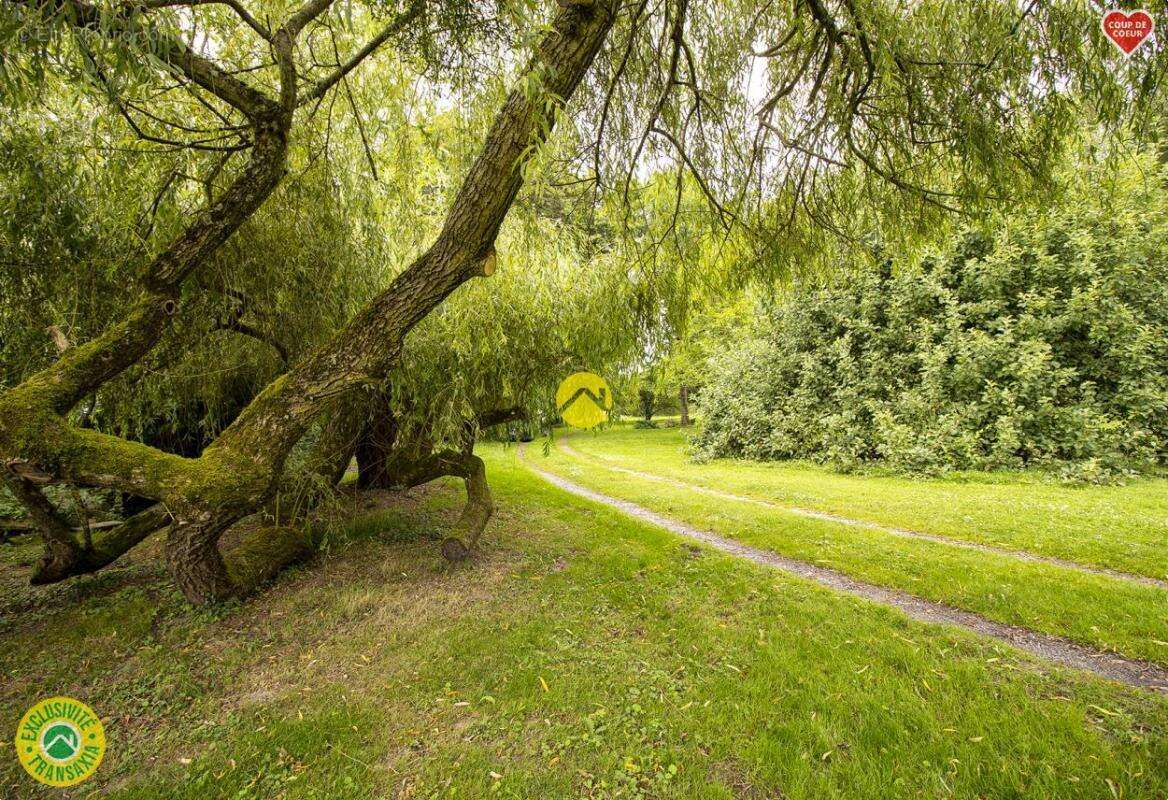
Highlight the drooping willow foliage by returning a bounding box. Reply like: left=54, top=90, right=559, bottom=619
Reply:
left=2, top=0, right=1160, bottom=433
left=0, top=95, right=380, bottom=440
left=553, top=0, right=1167, bottom=276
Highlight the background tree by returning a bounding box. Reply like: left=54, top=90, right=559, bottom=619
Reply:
left=654, top=294, right=755, bottom=427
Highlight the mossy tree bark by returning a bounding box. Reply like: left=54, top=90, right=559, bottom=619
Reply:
left=0, top=0, right=308, bottom=583
left=0, top=0, right=617, bottom=602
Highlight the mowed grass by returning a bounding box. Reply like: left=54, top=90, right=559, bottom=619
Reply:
left=538, top=430, right=1168, bottom=665
left=0, top=448, right=1163, bottom=799
left=563, top=425, right=1168, bottom=582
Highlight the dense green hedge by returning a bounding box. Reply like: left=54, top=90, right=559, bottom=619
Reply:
left=695, top=164, right=1168, bottom=480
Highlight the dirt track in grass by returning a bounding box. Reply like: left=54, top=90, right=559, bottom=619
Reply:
left=520, top=443, right=1168, bottom=694
left=558, top=438, right=1168, bottom=592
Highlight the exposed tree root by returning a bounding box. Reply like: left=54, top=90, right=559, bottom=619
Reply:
left=355, top=401, right=516, bottom=561
left=440, top=452, right=493, bottom=561
left=363, top=447, right=494, bottom=562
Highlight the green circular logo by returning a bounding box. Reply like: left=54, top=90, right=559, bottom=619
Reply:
left=15, top=697, right=105, bottom=787
left=41, top=721, right=81, bottom=761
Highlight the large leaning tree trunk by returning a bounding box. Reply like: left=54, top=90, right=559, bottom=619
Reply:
left=0, top=0, right=306, bottom=581
left=0, top=0, right=425, bottom=585
left=0, top=0, right=618, bottom=603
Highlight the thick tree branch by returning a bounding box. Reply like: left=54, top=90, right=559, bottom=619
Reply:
left=477, top=406, right=527, bottom=430
left=437, top=451, right=492, bottom=561
left=282, top=0, right=334, bottom=37
left=1, top=473, right=86, bottom=581
left=28, top=504, right=172, bottom=584
left=354, top=427, right=493, bottom=562
left=0, top=469, right=171, bottom=585
left=208, top=0, right=619, bottom=473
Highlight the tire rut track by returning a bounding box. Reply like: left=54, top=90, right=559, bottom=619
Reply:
left=519, top=443, right=1168, bottom=693
left=558, top=439, right=1168, bottom=592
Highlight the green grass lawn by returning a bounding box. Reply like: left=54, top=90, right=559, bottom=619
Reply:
left=1, top=447, right=1167, bottom=799
left=536, top=428, right=1168, bottom=665
left=563, top=425, right=1168, bottom=582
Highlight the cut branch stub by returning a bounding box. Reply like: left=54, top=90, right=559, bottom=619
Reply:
left=480, top=248, right=498, bottom=277
left=46, top=326, right=71, bottom=353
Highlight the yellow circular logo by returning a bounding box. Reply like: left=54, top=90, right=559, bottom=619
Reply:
left=556, top=371, right=613, bottom=430
left=15, top=697, right=105, bottom=787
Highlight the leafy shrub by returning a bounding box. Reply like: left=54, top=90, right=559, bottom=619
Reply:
left=695, top=159, right=1168, bottom=479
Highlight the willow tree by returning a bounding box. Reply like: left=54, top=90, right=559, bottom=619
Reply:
left=0, top=91, right=395, bottom=454
left=0, top=0, right=1160, bottom=602
left=1, top=0, right=620, bottom=601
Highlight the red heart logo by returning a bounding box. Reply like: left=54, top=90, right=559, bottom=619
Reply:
left=1101, top=9, right=1155, bottom=55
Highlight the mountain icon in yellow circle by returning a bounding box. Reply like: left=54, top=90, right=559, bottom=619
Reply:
left=556, top=372, right=613, bottom=430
